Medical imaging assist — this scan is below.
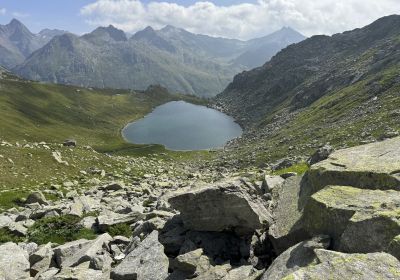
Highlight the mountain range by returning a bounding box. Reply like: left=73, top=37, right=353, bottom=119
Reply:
left=0, top=19, right=305, bottom=97
left=0, top=19, right=66, bottom=69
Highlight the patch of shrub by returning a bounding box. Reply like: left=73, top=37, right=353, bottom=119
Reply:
left=28, top=215, right=97, bottom=245
left=106, top=223, right=132, bottom=238
left=0, top=228, right=24, bottom=244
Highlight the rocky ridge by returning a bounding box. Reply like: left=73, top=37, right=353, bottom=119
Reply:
left=0, top=136, right=399, bottom=279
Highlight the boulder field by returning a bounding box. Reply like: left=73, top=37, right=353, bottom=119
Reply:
left=0, top=137, right=399, bottom=279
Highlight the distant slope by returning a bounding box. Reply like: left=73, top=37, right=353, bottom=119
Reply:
left=215, top=15, right=400, bottom=166
left=14, top=25, right=305, bottom=97
left=0, top=19, right=66, bottom=68
left=0, top=70, right=199, bottom=152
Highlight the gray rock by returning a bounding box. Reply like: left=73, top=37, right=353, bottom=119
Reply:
left=304, top=185, right=400, bottom=253
left=262, top=175, right=284, bottom=194
left=30, top=243, right=55, bottom=277
left=25, top=191, right=48, bottom=205
left=307, top=144, right=334, bottom=165
left=100, top=182, right=125, bottom=191
left=36, top=267, right=59, bottom=280
left=111, top=231, right=169, bottom=280
left=262, top=235, right=330, bottom=280
left=283, top=250, right=400, bottom=279
left=0, top=242, right=30, bottom=280
left=97, top=211, right=144, bottom=232
left=306, top=136, right=400, bottom=194
left=61, top=233, right=113, bottom=268
left=53, top=262, right=105, bottom=280
left=169, top=178, right=272, bottom=234
left=53, top=239, right=93, bottom=268
left=63, top=139, right=76, bottom=147
left=268, top=175, right=309, bottom=254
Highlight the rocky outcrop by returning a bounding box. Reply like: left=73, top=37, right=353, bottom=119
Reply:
left=169, top=178, right=272, bottom=234
left=304, top=185, right=400, bottom=253
left=262, top=236, right=330, bottom=280
left=0, top=242, right=30, bottom=280
left=306, top=136, right=400, bottom=194
left=111, top=231, right=169, bottom=280
left=282, top=250, right=400, bottom=279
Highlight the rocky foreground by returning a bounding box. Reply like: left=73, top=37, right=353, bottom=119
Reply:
left=0, top=137, right=400, bottom=279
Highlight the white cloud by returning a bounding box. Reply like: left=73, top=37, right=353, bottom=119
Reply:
left=80, top=0, right=400, bottom=39
left=12, top=12, right=30, bottom=18
left=0, top=8, right=6, bottom=15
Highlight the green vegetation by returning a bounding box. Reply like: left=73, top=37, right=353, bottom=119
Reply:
left=106, top=223, right=132, bottom=238
left=0, top=228, right=24, bottom=243
left=272, top=162, right=310, bottom=176
left=27, top=215, right=97, bottom=245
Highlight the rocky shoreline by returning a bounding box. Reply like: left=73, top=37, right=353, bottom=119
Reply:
left=0, top=137, right=400, bottom=279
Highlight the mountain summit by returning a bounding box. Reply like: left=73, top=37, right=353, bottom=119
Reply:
left=12, top=23, right=305, bottom=97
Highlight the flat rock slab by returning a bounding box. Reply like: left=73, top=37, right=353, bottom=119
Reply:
left=304, top=185, right=400, bottom=253
left=282, top=250, right=400, bottom=280
left=307, top=136, right=400, bottom=193
left=111, top=231, right=169, bottom=280
left=169, top=178, right=272, bottom=233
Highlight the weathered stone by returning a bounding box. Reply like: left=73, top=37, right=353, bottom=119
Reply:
left=0, top=242, right=30, bottom=280
left=25, top=191, right=48, bottom=205
left=306, top=137, right=400, bottom=194
left=388, top=235, right=400, bottom=260
left=262, top=236, right=330, bottom=280
left=53, top=239, right=92, bottom=268
left=100, top=182, right=125, bottom=191
left=61, top=233, right=113, bottom=268
left=97, top=211, right=144, bottom=232
left=36, top=267, right=59, bottom=280
left=307, top=144, right=334, bottom=165
left=223, top=265, right=264, bottom=280
left=262, top=175, right=284, bottom=194
left=53, top=262, right=105, bottom=280
left=132, top=217, right=166, bottom=238
left=30, top=243, right=54, bottom=277
left=268, top=175, right=309, bottom=253
left=304, top=185, right=400, bottom=253
left=169, top=178, right=271, bottom=234
left=63, top=139, right=76, bottom=147
left=282, top=250, right=400, bottom=279
left=171, top=249, right=209, bottom=276
left=110, top=231, right=169, bottom=280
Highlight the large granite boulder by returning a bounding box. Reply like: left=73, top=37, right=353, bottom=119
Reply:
left=0, top=242, right=30, bottom=280
left=261, top=236, right=330, bottom=280
left=110, top=231, right=169, bottom=280
left=268, top=175, right=309, bottom=253
left=304, top=185, right=400, bottom=253
left=282, top=250, right=400, bottom=279
left=306, top=137, right=400, bottom=194
left=168, top=178, right=272, bottom=234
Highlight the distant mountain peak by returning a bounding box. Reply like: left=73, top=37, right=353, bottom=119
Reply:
left=84, top=25, right=127, bottom=42
left=9, top=18, right=24, bottom=27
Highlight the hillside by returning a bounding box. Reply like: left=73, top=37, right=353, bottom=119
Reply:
left=13, top=25, right=305, bottom=97
left=214, top=15, right=400, bottom=167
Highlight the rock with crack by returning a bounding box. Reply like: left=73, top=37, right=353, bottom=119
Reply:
left=59, top=233, right=113, bottom=268
left=282, top=250, right=400, bottom=279
left=110, top=231, right=169, bottom=280
left=0, top=242, right=30, bottom=280
left=262, top=175, right=285, bottom=194
left=29, top=243, right=55, bottom=277
left=261, top=235, right=330, bottom=280
left=268, top=175, right=309, bottom=254
left=168, top=178, right=272, bottom=234
left=53, top=239, right=93, bottom=268
left=388, top=234, right=400, bottom=260
left=304, top=185, right=400, bottom=253
left=306, top=136, right=400, bottom=194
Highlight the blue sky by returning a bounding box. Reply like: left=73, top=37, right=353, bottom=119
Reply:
left=0, top=0, right=399, bottom=39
